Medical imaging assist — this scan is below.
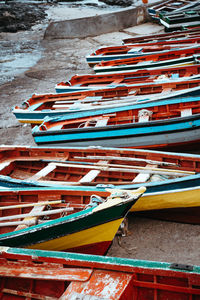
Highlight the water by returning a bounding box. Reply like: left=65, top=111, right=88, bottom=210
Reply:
left=0, top=35, right=43, bottom=85
left=0, top=0, right=125, bottom=86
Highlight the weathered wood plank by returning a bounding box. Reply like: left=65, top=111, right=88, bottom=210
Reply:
left=181, top=108, right=192, bottom=117
left=28, top=163, right=56, bottom=181
left=132, top=164, right=158, bottom=183
left=0, top=200, right=65, bottom=211
left=79, top=160, right=108, bottom=183
left=0, top=265, right=92, bottom=281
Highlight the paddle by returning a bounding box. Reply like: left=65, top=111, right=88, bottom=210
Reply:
left=52, top=162, right=194, bottom=177
left=0, top=207, right=74, bottom=223
left=0, top=200, right=65, bottom=211
left=74, top=155, right=178, bottom=166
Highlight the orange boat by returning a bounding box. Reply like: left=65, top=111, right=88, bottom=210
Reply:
left=122, top=26, right=200, bottom=44
left=1, top=145, right=200, bottom=225
left=55, top=64, right=200, bottom=93
left=93, top=46, right=200, bottom=73
left=13, top=77, right=200, bottom=125
left=0, top=247, right=200, bottom=299
left=86, top=38, right=200, bottom=66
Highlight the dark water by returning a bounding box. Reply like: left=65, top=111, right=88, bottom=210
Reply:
left=0, top=0, right=124, bottom=85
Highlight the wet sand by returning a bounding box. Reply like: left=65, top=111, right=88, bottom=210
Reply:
left=0, top=7, right=199, bottom=265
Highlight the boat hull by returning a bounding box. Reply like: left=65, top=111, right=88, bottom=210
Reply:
left=94, top=55, right=200, bottom=73
left=33, top=115, right=200, bottom=151
left=0, top=247, right=200, bottom=299
left=0, top=145, right=200, bottom=224
left=0, top=177, right=200, bottom=224
left=13, top=87, right=200, bottom=125
left=0, top=194, right=135, bottom=255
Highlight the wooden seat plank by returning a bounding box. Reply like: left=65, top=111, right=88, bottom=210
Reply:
left=28, top=163, right=56, bottom=181
left=79, top=160, right=108, bottom=183
left=132, top=164, right=158, bottom=183
left=95, top=118, right=109, bottom=127
left=181, top=108, right=192, bottom=117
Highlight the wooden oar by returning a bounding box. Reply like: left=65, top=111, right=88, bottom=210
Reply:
left=0, top=200, right=65, bottom=211
left=74, top=155, right=178, bottom=167
left=89, top=162, right=194, bottom=175
left=0, top=207, right=74, bottom=223
left=52, top=162, right=194, bottom=177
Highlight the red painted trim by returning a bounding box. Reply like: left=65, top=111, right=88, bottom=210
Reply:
left=65, top=240, right=112, bottom=256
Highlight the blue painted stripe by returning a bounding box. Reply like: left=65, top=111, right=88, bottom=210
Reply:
left=33, top=117, right=200, bottom=144
left=50, top=96, right=200, bottom=123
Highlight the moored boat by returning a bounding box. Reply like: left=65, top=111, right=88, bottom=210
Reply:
left=159, top=7, right=200, bottom=31
left=32, top=95, right=200, bottom=150
left=148, top=0, right=199, bottom=22
left=122, top=26, right=200, bottom=44
left=55, top=64, right=200, bottom=94
left=93, top=46, right=200, bottom=73
left=0, top=247, right=200, bottom=299
left=86, top=40, right=200, bottom=66
left=0, top=184, right=145, bottom=254
left=1, top=145, right=200, bottom=225
left=13, top=78, right=200, bottom=125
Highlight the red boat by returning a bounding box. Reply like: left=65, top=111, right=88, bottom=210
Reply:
left=87, top=37, right=200, bottom=66
left=56, top=64, right=200, bottom=93
left=123, top=26, right=200, bottom=44
left=14, top=77, right=200, bottom=126
left=0, top=247, right=200, bottom=299
left=89, top=36, right=200, bottom=57
left=93, top=46, right=200, bottom=73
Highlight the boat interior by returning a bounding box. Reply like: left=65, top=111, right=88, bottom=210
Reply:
left=96, top=48, right=200, bottom=67
left=0, top=146, right=199, bottom=190
left=38, top=99, right=200, bottom=131
left=0, top=188, right=110, bottom=235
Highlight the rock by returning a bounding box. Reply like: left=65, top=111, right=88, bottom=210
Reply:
left=99, top=0, right=133, bottom=7
left=0, top=3, right=47, bottom=33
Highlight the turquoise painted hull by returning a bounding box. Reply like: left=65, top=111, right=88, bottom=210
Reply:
left=13, top=88, right=200, bottom=125
left=94, top=54, right=200, bottom=73
left=33, top=116, right=200, bottom=148
left=32, top=96, right=200, bottom=149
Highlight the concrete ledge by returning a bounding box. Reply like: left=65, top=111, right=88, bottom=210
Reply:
left=44, top=6, right=148, bottom=39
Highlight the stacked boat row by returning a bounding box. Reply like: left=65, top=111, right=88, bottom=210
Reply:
left=13, top=26, right=200, bottom=150
left=1, top=24, right=200, bottom=299
left=148, top=0, right=200, bottom=31
left=2, top=25, right=200, bottom=228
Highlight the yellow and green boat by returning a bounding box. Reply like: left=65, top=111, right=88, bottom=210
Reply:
left=0, top=187, right=145, bottom=255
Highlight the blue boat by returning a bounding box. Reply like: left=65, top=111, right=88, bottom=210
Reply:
left=13, top=79, right=200, bottom=126
left=0, top=145, right=200, bottom=224
left=32, top=95, right=200, bottom=150
left=86, top=42, right=200, bottom=66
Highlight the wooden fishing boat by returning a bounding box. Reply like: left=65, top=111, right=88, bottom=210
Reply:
left=159, top=7, right=200, bottom=31
left=1, top=145, right=200, bottom=225
left=13, top=78, right=200, bottom=126
left=0, top=182, right=145, bottom=254
left=122, top=26, right=200, bottom=45
left=86, top=40, right=200, bottom=66
left=55, top=64, right=200, bottom=93
left=148, top=0, right=199, bottom=22
left=32, top=95, right=200, bottom=150
left=1, top=247, right=200, bottom=299
left=93, top=46, right=200, bottom=73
